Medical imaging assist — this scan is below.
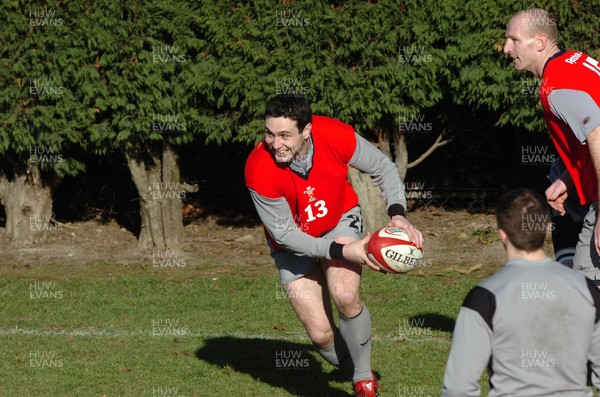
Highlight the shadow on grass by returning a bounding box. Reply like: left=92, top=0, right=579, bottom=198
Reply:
left=410, top=313, right=455, bottom=332
left=195, top=336, right=352, bottom=396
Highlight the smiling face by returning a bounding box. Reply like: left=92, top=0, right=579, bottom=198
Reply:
left=504, top=14, right=540, bottom=75
left=264, top=116, right=311, bottom=163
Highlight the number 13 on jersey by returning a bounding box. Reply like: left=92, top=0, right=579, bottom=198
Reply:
left=304, top=200, right=328, bottom=222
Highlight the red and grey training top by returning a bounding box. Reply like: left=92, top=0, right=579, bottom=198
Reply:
left=540, top=50, right=600, bottom=205
left=245, top=115, right=407, bottom=260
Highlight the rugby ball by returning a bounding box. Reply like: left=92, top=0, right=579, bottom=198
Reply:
left=367, top=227, right=423, bottom=274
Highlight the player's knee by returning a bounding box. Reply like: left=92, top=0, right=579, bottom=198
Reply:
left=333, top=291, right=362, bottom=318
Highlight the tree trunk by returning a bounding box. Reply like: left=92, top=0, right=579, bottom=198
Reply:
left=348, top=168, right=388, bottom=233
left=349, top=125, right=413, bottom=233
left=0, top=165, right=53, bottom=244
left=126, top=142, right=184, bottom=249
left=348, top=127, right=394, bottom=233
left=394, top=130, right=409, bottom=181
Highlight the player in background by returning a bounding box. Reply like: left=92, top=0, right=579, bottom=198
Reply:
left=504, top=8, right=600, bottom=283
left=548, top=158, right=589, bottom=267
left=442, top=188, right=600, bottom=397
left=245, top=94, right=423, bottom=397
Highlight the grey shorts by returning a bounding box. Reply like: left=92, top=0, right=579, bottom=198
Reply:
left=270, top=206, right=364, bottom=284
left=573, top=202, right=600, bottom=283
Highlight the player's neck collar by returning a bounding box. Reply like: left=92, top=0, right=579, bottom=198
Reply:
left=288, top=136, right=314, bottom=178
left=542, top=49, right=566, bottom=76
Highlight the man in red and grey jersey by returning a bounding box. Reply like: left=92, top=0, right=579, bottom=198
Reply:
left=504, top=8, right=600, bottom=283
left=245, top=94, right=423, bottom=397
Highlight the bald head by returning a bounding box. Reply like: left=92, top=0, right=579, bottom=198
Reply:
left=504, top=8, right=560, bottom=77
left=508, top=8, right=558, bottom=44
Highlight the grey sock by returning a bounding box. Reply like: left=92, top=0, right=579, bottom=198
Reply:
left=317, top=327, right=351, bottom=367
left=339, top=305, right=373, bottom=382
left=317, top=340, right=339, bottom=366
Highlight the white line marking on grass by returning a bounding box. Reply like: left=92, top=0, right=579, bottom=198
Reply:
left=0, top=326, right=451, bottom=343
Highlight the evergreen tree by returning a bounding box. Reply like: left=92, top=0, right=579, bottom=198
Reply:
left=0, top=1, right=90, bottom=243
left=82, top=0, right=204, bottom=249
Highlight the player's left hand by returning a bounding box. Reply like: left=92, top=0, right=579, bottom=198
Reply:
left=389, top=215, right=423, bottom=249
left=341, top=234, right=382, bottom=272
left=546, top=179, right=568, bottom=216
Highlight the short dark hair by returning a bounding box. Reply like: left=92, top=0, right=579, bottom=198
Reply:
left=265, top=94, right=312, bottom=131
left=496, top=188, right=551, bottom=251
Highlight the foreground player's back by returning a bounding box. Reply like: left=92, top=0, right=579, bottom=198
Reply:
left=444, top=257, right=600, bottom=397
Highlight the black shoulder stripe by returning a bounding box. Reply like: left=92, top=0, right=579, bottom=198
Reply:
left=584, top=278, right=600, bottom=323
left=462, top=286, right=496, bottom=331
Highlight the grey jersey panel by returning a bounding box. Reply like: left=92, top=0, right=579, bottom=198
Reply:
left=248, top=189, right=333, bottom=259
left=443, top=258, right=600, bottom=397
left=548, top=89, right=600, bottom=143
left=442, top=307, right=492, bottom=397
left=349, top=133, right=407, bottom=211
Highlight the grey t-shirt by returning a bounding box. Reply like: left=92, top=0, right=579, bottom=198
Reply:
left=442, top=257, right=600, bottom=397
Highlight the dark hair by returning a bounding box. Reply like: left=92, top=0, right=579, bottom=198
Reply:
left=265, top=94, right=312, bottom=131
left=496, top=188, right=551, bottom=251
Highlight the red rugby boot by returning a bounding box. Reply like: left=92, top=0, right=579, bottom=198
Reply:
left=353, top=372, right=380, bottom=397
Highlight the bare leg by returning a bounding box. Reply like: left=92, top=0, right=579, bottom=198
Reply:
left=285, top=263, right=350, bottom=367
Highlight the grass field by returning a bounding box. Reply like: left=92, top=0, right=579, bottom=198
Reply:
left=0, top=259, right=485, bottom=397
left=4, top=210, right=582, bottom=397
